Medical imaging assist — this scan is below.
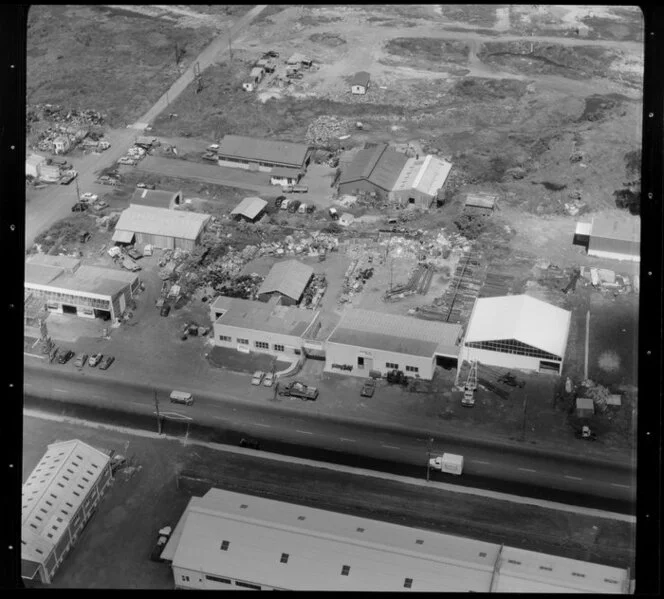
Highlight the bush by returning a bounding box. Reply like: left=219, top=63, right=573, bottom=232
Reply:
left=453, top=213, right=487, bottom=240
left=613, top=188, right=640, bottom=215
left=323, top=222, right=342, bottom=234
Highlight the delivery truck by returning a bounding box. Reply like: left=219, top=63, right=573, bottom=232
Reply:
left=428, top=453, right=464, bottom=475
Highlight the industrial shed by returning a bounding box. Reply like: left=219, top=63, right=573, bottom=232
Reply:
left=160, top=488, right=630, bottom=592
left=24, top=255, right=139, bottom=321
left=390, top=155, right=453, bottom=209
left=257, top=260, right=314, bottom=306
left=130, top=188, right=182, bottom=210
left=113, top=205, right=210, bottom=251
left=210, top=295, right=320, bottom=358
left=230, top=197, right=268, bottom=222
left=26, top=154, right=47, bottom=178
left=21, top=440, right=113, bottom=585
left=337, top=144, right=409, bottom=202
left=465, top=192, right=497, bottom=213
left=461, top=295, right=571, bottom=374
left=575, top=215, right=640, bottom=262
left=325, top=308, right=463, bottom=379
left=217, top=135, right=312, bottom=171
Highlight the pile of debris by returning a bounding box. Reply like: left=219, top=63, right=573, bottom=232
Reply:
left=581, top=267, right=636, bottom=293
left=384, top=263, right=433, bottom=302
left=216, top=274, right=264, bottom=300
left=118, top=145, right=147, bottom=166
left=27, top=104, right=106, bottom=128
left=578, top=379, right=614, bottom=414
left=305, top=115, right=351, bottom=145
left=301, top=274, right=327, bottom=309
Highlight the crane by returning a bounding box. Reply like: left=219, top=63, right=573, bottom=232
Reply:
left=461, top=360, right=478, bottom=407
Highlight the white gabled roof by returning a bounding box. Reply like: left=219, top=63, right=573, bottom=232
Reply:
left=464, top=295, right=571, bottom=358
left=231, top=197, right=267, bottom=220
left=22, top=440, right=110, bottom=565
left=114, top=205, right=210, bottom=241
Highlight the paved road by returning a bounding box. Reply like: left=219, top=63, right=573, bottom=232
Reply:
left=24, top=361, right=636, bottom=512
left=135, top=156, right=277, bottom=195
left=25, top=5, right=267, bottom=248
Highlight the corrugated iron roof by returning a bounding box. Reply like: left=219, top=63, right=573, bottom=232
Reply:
left=464, top=295, right=571, bottom=359
left=211, top=295, right=318, bottom=337
left=257, top=260, right=313, bottom=301
left=130, top=188, right=179, bottom=209
left=327, top=308, right=462, bottom=357
left=465, top=192, right=497, bottom=209
left=338, top=144, right=408, bottom=192
left=22, top=440, right=110, bottom=566
left=114, top=205, right=210, bottom=241
left=350, top=71, right=371, bottom=87
left=217, top=135, right=310, bottom=168
left=394, top=156, right=453, bottom=198
left=231, top=197, right=268, bottom=220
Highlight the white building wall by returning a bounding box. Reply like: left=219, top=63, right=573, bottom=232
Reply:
left=324, top=341, right=436, bottom=379
left=217, top=159, right=250, bottom=170
left=173, top=566, right=279, bottom=590
left=588, top=249, right=640, bottom=262
left=351, top=84, right=366, bottom=95
left=213, top=322, right=305, bottom=357
left=460, top=345, right=560, bottom=373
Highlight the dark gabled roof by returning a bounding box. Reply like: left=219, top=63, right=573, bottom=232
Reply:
left=217, top=135, right=310, bottom=168
left=338, top=144, right=408, bottom=192
left=350, top=71, right=371, bottom=87
left=130, top=188, right=179, bottom=209
left=258, top=260, right=313, bottom=301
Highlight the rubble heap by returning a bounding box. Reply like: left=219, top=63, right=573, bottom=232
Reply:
left=306, top=115, right=351, bottom=145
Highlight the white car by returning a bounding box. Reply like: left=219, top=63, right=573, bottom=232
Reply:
left=251, top=371, right=265, bottom=385
left=263, top=372, right=275, bottom=387
left=80, top=193, right=98, bottom=203
left=88, top=353, right=103, bottom=367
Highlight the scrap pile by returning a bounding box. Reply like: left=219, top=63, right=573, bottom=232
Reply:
left=340, top=257, right=375, bottom=304
left=578, top=380, right=613, bottom=414
left=384, top=263, right=434, bottom=302
left=306, top=115, right=351, bottom=145
left=583, top=267, right=636, bottom=294
left=301, top=274, right=327, bottom=309
left=216, top=274, right=264, bottom=300
left=28, top=104, right=106, bottom=152
left=118, top=144, right=148, bottom=166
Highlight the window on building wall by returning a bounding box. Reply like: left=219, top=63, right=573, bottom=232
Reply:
left=237, top=338, right=249, bottom=345
left=404, top=578, right=413, bottom=589
left=205, top=575, right=231, bottom=584
left=280, top=553, right=289, bottom=564
left=235, top=581, right=261, bottom=590
left=386, top=362, right=399, bottom=370
left=255, top=341, right=269, bottom=349
left=273, top=344, right=285, bottom=352
left=341, top=565, right=351, bottom=576
left=220, top=540, right=230, bottom=551
left=218, top=335, right=232, bottom=343
left=182, top=575, right=190, bottom=582
left=405, top=366, right=419, bottom=373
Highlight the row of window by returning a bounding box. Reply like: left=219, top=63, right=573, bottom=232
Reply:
left=193, top=572, right=414, bottom=589
left=219, top=336, right=286, bottom=352
left=30, top=289, right=111, bottom=310
left=465, top=339, right=560, bottom=361
left=386, top=362, right=419, bottom=373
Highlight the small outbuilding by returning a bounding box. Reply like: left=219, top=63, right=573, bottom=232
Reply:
left=464, top=192, right=497, bottom=213
left=53, top=136, right=71, bottom=155
left=231, top=197, right=268, bottom=223
left=130, top=188, right=182, bottom=210
left=350, top=71, right=371, bottom=95
left=576, top=397, right=595, bottom=419
left=26, top=154, right=47, bottom=178
left=339, top=213, right=355, bottom=227
left=574, top=215, right=640, bottom=262
left=257, top=259, right=314, bottom=306
left=249, top=67, right=264, bottom=84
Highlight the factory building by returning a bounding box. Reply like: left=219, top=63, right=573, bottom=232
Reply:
left=21, top=440, right=113, bottom=585
left=461, top=295, right=571, bottom=374
left=257, top=260, right=314, bottom=306
left=390, top=155, right=453, bottom=209
left=210, top=295, right=320, bottom=358
left=24, top=254, right=139, bottom=321
left=112, top=205, right=210, bottom=251
left=325, top=308, right=463, bottom=379
left=574, top=215, right=640, bottom=262
left=159, top=488, right=631, bottom=592
left=216, top=134, right=312, bottom=172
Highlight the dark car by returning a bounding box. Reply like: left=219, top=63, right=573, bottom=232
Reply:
left=99, top=355, right=115, bottom=370
left=360, top=378, right=376, bottom=398
left=288, top=199, right=302, bottom=213
left=306, top=204, right=315, bottom=214
left=239, top=438, right=260, bottom=450
left=127, top=248, right=141, bottom=260
left=274, top=195, right=287, bottom=207
left=71, top=202, right=89, bottom=212
left=57, top=349, right=75, bottom=364
left=160, top=304, right=171, bottom=317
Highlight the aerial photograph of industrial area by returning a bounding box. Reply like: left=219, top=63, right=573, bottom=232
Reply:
left=20, top=4, right=643, bottom=592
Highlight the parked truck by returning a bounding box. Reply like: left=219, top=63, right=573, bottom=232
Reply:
left=278, top=381, right=319, bottom=401
left=428, top=453, right=464, bottom=476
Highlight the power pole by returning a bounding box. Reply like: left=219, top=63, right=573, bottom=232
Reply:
left=154, top=389, right=161, bottom=434
left=520, top=392, right=528, bottom=442
left=74, top=177, right=80, bottom=202
left=426, top=437, right=434, bottom=482
left=194, top=61, right=203, bottom=94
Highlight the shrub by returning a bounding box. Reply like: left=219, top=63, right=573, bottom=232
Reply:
left=613, top=188, right=640, bottom=215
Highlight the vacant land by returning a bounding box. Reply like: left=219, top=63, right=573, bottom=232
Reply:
left=23, top=413, right=635, bottom=590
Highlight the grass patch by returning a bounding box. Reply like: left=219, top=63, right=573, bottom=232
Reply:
left=384, top=37, right=469, bottom=65
left=32, top=214, right=96, bottom=253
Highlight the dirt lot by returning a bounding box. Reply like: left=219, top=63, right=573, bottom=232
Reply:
left=22, top=413, right=635, bottom=589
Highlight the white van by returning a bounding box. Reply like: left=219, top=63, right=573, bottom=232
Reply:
left=169, top=390, right=194, bottom=406
left=280, top=199, right=291, bottom=211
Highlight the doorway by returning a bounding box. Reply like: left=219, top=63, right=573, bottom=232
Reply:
left=62, top=304, right=77, bottom=315
left=539, top=360, right=561, bottom=373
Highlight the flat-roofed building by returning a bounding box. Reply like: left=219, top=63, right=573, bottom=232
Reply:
left=325, top=308, right=463, bottom=379
left=217, top=135, right=312, bottom=172
left=160, top=488, right=631, bottom=592
left=113, top=205, right=210, bottom=251
left=21, top=440, right=113, bottom=585
left=210, top=295, right=320, bottom=358
left=24, top=255, right=139, bottom=321
left=461, top=295, right=571, bottom=374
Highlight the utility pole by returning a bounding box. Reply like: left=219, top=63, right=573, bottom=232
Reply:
left=520, top=392, right=528, bottom=442
left=74, top=177, right=80, bottom=202
left=154, top=389, right=161, bottom=434
left=426, top=437, right=434, bottom=482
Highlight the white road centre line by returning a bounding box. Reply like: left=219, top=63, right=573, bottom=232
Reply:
left=564, top=475, right=583, bottom=481
left=381, top=444, right=400, bottom=450
left=611, top=483, right=631, bottom=489
left=474, top=460, right=491, bottom=465
left=339, top=438, right=356, bottom=442
left=254, top=423, right=271, bottom=428
left=295, top=430, right=313, bottom=435
left=518, top=467, right=537, bottom=473
left=53, top=388, right=68, bottom=393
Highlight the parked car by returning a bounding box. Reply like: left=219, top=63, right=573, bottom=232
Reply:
left=251, top=371, right=265, bottom=385
left=49, top=346, right=60, bottom=363
left=280, top=199, right=291, bottom=211
left=88, top=353, right=103, bottom=367
left=239, top=438, right=260, bottom=450
left=207, top=144, right=220, bottom=151
left=92, top=199, right=109, bottom=209
left=98, top=355, right=115, bottom=370
left=279, top=381, right=318, bottom=401
left=57, top=349, right=75, bottom=364
left=97, top=176, right=119, bottom=186
left=160, top=304, right=171, bottom=317
left=288, top=200, right=302, bottom=213
left=169, top=390, right=194, bottom=406
left=328, top=207, right=339, bottom=220
left=274, top=195, right=287, bottom=207
left=297, top=202, right=308, bottom=214
left=150, top=526, right=172, bottom=563
left=292, top=184, right=308, bottom=193
left=59, top=170, right=78, bottom=185
left=136, top=182, right=155, bottom=190
left=360, top=378, right=376, bottom=398
left=73, top=353, right=89, bottom=368
left=71, top=202, right=89, bottom=212
left=306, top=204, right=315, bottom=214
left=262, top=372, right=275, bottom=387
left=202, top=152, right=217, bottom=161
left=80, top=192, right=98, bottom=202
left=127, top=248, right=141, bottom=260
